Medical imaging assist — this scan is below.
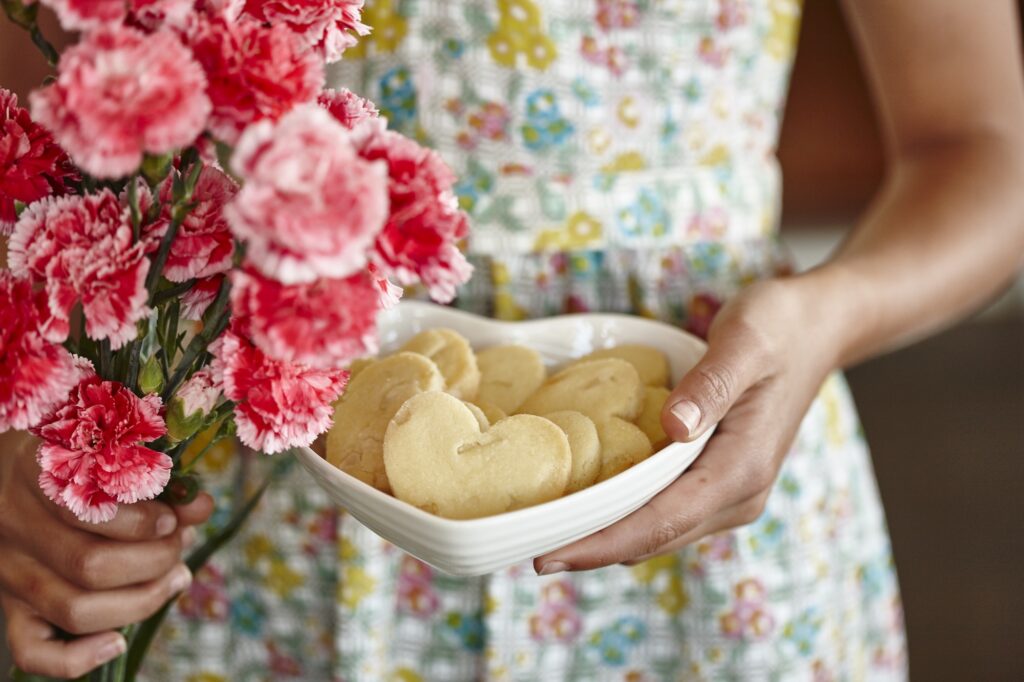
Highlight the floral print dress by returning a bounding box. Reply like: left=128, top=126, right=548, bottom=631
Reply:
left=144, top=1, right=908, bottom=680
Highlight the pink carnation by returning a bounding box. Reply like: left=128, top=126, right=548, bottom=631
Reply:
left=37, top=0, right=194, bottom=31
left=368, top=261, right=402, bottom=310
left=225, top=105, right=388, bottom=284
left=356, top=126, right=473, bottom=303
left=174, top=369, right=222, bottom=419
left=181, top=275, right=224, bottom=320
left=242, top=0, right=370, bottom=63
left=1, top=89, right=78, bottom=234
left=0, top=273, right=88, bottom=433
left=210, top=326, right=348, bottom=453
left=9, top=190, right=150, bottom=349
left=186, top=13, right=324, bottom=144
left=317, top=88, right=379, bottom=130
left=139, top=166, right=238, bottom=282
left=231, top=265, right=379, bottom=368
left=29, top=26, right=210, bottom=179
left=31, top=373, right=171, bottom=524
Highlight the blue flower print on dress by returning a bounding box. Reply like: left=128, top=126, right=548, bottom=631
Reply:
left=230, top=591, right=267, bottom=636
left=587, top=616, right=647, bottom=666
left=571, top=77, right=601, bottom=107
left=748, top=513, right=785, bottom=555
left=521, top=89, right=574, bottom=151
left=378, top=66, right=418, bottom=130
left=784, top=608, right=823, bottom=656
left=616, top=188, right=670, bottom=239
left=444, top=611, right=487, bottom=652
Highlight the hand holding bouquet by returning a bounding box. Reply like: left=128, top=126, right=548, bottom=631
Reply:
left=0, top=1, right=471, bottom=677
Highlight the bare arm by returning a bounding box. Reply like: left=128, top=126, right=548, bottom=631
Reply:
left=538, top=0, right=1024, bottom=572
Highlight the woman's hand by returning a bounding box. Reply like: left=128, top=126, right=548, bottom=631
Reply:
left=0, top=431, right=214, bottom=679
left=534, top=277, right=842, bottom=573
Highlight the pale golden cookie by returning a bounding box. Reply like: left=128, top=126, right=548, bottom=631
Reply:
left=327, top=353, right=444, bottom=493
left=543, top=411, right=601, bottom=494
left=475, top=344, right=547, bottom=414
left=384, top=392, right=572, bottom=519
left=636, top=386, right=672, bottom=450
left=470, top=399, right=507, bottom=425
left=596, top=418, right=653, bottom=482
left=576, top=345, right=670, bottom=388
left=400, top=328, right=481, bottom=400
left=346, top=357, right=375, bottom=379
left=464, top=401, right=490, bottom=430
left=518, top=358, right=644, bottom=423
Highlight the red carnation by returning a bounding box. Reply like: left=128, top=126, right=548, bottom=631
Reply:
left=32, top=371, right=170, bottom=523
left=317, top=88, right=379, bottom=130
left=356, top=125, right=473, bottom=303
left=186, top=12, right=324, bottom=144
left=0, top=272, right=88, bottom=433
left=210, top=326, right=348, bottom=453
left=139, top=166, right=238, bottom=282
left=9, top=190, right=151, bottom=349
left=242, top=0, right=370, bottom=63
left=30, top=26, right=211, bottom=179
left=181, top=275, right=224, bottom=320
left=230, top=265, right=379, bottom=368
left=0, top=89, right=78, bottom=234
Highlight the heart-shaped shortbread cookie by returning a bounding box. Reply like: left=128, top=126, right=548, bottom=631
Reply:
left=518, top=358, right=643, bottom=423
left=327, top=353, right=445, bottom=493
left=636, top=386, right=671, bottom=450
left=400, top=328, right=480, bottom=400
left=470, top=399, right=507, bottom=425
left=476, top=344, right=547, bottom=414
left=543, top=411, right=601, bottom=494
left=596, top=418, right=653, bottom=482
left=574, top=345, right=670, bottom=388
left=384, top=392, right=571, bottom=519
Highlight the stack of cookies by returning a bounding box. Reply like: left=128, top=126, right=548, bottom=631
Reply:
left=326, top=328, right=675, bottom=520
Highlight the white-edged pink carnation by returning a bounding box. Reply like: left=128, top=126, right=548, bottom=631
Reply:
left=175, top=369, right=221, bottom=419
left=225, top=105, right=388, bottom=284
left=368, top=261, right=402, bottom=310
left=242, top=0, right=370, bottom=63
left=231, top=265, right=379, bottom=368
left=210, top=326, right=348, bottom=453
left=30, top=372, right=171, bottom=524
left=8, top=190, right=150, bottom=349
left=0, top=273, right=90, bottom=433
left=317, top=88, right=379, bottom=130
left=139, top=166, right=238, bottom=282
left=186, top=13, right=324, bottom=145
left=29, top=26, right=210, bottom=179
left=356, top=126, right=473, bottom=303
left=38, top=0, right=194, bottom=31
left=181, top=275, right=224, bottom=320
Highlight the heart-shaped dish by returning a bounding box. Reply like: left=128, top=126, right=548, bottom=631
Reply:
left=295, top=301, right=714, bottom=576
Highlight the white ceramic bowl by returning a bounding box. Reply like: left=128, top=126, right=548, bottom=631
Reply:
left=295, top=301, right=713, bottom=576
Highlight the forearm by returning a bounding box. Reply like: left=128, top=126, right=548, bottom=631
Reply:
left=795, top=132, right=1024, bottom=368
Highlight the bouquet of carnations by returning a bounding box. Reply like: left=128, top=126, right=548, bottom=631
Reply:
left=0, top=0, right=471, bottom=678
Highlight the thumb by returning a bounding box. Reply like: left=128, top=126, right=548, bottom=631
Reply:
left=660, top=332, right=762, bottom=443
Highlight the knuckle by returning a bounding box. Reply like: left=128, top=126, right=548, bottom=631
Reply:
left=69, top=548, right=105, bottom=590
left=644, top=517, right=682, bottom=555
left=696, top=364, right=735, bottom=409
left=53, top=597, right=89, bottom=635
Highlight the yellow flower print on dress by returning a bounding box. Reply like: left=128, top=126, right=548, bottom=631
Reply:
left=389, top=668, right=424, bottom=682
left=630, top=553, right=679, bottom=584
left=186, top=675, right=226, bottom=682
left=180, top=424, right=235, bottom=474
left=765, top=0, right=801, bottom=61
left=616, top=96, right=641, bottom=128
left=267, top=559, right=305, bottom=598
left=345, top=0, right=408, bottom=57
left=657, top=574, right=689, bottom=615
left=244, top=534, right=274, bottom=565
left=487, top=0, right=558, bottom=71
left=339, top=565, right=376, bottom=608
left=532, top=211, right=604, bottom=251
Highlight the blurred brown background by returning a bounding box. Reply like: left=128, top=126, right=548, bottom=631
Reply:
left=1, top=2, right=1023, bottom=680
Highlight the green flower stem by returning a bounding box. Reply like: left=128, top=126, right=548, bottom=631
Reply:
left=161, top=277, right=230, bottom=403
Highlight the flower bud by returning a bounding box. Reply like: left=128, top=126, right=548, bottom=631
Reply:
left=138, top=355, right=164, bottom=395
left=166, top=370, right=221, bottom=443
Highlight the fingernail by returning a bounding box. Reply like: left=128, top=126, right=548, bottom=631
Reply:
left=670, top=400, right=702, bottom=437
left=537, top=561, right=569, bottom=576
left=156, top=513, right=177, bottom=537
left=94, top=635, right=126, bottom=666
left=169, top=566, right=193, bottom=593
left=181, top=527, right=197, bottom=549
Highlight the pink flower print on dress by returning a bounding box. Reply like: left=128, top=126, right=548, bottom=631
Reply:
left=397, top=556, right=440, bottom=618
left=178, top=564, right=230, bottom=622
left=595, top=0, right=639, bottom=31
